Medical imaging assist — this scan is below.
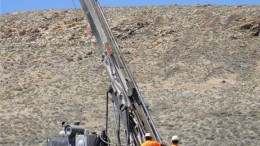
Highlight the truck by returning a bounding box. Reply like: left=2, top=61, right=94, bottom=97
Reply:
left=47, top=0, right=162, bottom=145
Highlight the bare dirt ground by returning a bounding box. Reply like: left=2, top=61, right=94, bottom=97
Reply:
left=0, top=5, right=260, bottom=146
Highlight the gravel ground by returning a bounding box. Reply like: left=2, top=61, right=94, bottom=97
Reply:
left=0, top=5, right=259, bottom=146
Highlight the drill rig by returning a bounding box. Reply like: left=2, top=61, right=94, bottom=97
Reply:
left=47, top=0, right=162, bottom=145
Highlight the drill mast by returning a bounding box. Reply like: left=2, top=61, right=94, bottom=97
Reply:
left=79, top=0, right=161, bottom=145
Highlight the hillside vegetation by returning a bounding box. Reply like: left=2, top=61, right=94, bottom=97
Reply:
left=0, top=5, right=259, bottom=146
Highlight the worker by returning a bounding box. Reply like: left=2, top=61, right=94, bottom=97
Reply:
left=141, top=133, right=161, bottom=146
left=171, top=135, right=179, bottom=146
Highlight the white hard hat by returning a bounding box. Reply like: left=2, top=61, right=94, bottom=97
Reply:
left=145, top=133, right=152, bottom=137
left=59, top=130, right=66, bottom=136
left=171, top=135, right=179, bottom=141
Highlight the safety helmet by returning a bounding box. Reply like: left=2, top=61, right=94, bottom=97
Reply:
left=171, top=135, right=179, bottom=141
left=145, top=133, right=152, bottom=137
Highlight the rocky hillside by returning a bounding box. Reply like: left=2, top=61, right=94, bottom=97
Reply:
left=0, top=5, right=259, bottom=146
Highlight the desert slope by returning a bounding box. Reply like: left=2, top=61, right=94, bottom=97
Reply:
left=0, top=5, right=260, bottom=146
